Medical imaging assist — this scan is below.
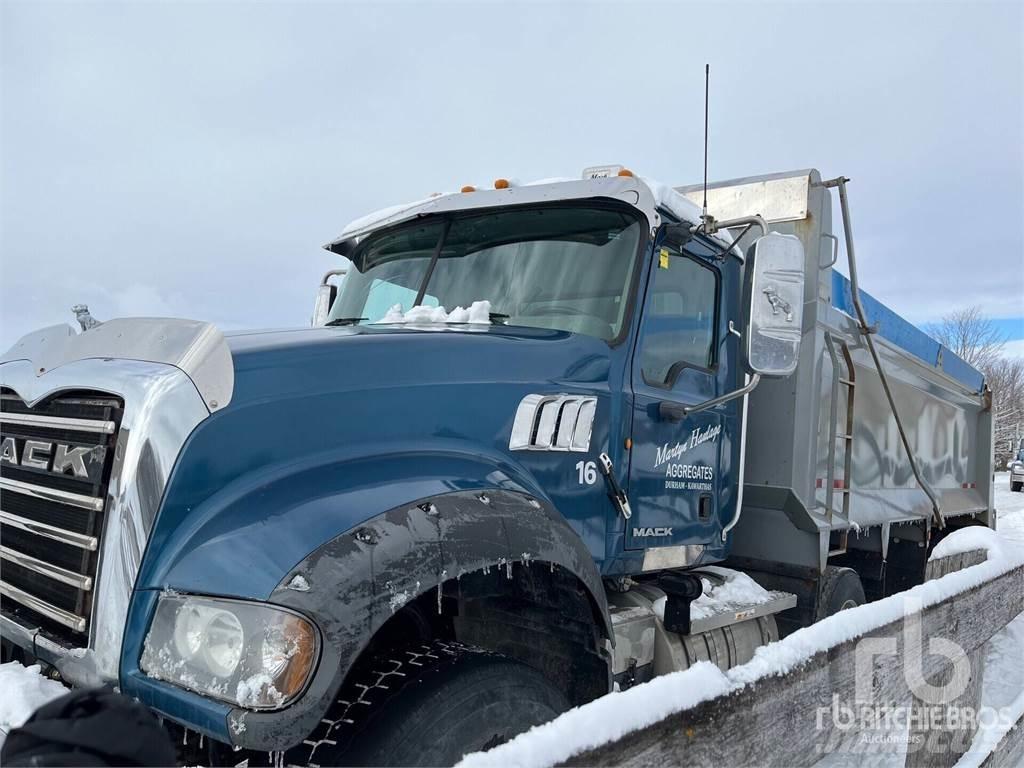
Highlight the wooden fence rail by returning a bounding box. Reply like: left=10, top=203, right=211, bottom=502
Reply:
left=552, top=550, right=1024, bottom=768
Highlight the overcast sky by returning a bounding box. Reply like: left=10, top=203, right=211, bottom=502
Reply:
left=2, top=1, right=1022, bottom=356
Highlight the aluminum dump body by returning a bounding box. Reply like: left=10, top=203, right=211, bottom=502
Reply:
left=677, top=170, right=992, bottom=572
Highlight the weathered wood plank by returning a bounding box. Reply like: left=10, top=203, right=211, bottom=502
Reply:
left=561, top=559, right=1024, bottom=768
left=905, top=550, right=990, bottom=768
left=980, top=710, right=1024, bottom=768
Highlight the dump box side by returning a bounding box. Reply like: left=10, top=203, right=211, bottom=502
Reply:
left=679, top=169, right=993, bottom=574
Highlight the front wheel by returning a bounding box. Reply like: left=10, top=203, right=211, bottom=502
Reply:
left=1011, top=481, right=1023, bottom=493
left=299, top=641, right=570, bottom=767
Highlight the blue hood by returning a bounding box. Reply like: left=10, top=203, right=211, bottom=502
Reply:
left=133, top=323, right=629, bottom=598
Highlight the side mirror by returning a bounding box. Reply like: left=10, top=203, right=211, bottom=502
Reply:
left=742, top=233, right=806, bottom=377
left=311, top=268, right=347, bottom=327
left=1009, top=460, right=1015, bottom=469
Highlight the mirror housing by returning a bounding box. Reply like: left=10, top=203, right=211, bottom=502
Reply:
left=310, top=268, right=347, bottom=327
left=742, top=233, right=806, bottom=377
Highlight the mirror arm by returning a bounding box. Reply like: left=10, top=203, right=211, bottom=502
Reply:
left=311, top=268, right=348, bottom=327
left=321, top=267, right=348, bottom=285
left=690, top=215, right=768, bottom=263
left=690, top=214, right=768, bottom=238
left=659, top=373, right=761, bottom=421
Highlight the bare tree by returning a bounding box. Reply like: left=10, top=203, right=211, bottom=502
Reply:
left=988, top=357, right=1024, bottom=467
left=925, top=306, right=1006, bottom=371
left=927, top=306, right=1023, bottom=467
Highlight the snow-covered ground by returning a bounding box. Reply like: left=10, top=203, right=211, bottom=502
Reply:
left=0, top=662, right=69, bottom=747
left=2, top=475, right=1023, bottom=763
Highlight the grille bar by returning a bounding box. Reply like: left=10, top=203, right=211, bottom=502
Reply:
left=0, top=510, right=98, bottom=550
left=0, top=477, right=104, bottom=512
left=0, top=580, right=87, bottom=632
left=0, top=412, right=116, bottom=435
left=1, top=545, right=93, bottom=589
left=1, top=388, right=122, bottom=645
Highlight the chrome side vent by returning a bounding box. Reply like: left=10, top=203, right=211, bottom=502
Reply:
left=509, top=394, right=596, bottom=452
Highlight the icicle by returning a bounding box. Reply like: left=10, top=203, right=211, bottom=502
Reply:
left=550, top=560, right=555, bottom=573
left=505, top=559, right=512, bottom=579
left=199, top=734, right=204, bottom=749
left=183, top=729, right=188, bottom=746
left=437, top=569, right=447, bottom=615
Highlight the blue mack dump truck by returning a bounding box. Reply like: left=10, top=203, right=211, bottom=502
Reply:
left=0, top=168, right=994, bottom=765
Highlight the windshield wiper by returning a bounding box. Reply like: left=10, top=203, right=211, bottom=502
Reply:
left=324, top=317, right=367, bottom=326
left=489, top=312, right=509, bottom=323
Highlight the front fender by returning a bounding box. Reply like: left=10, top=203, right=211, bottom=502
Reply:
left=134, top=441, right=548, bottom=596
left=225, top=487, right=612, bottom=751
left=124, top=447, right=611, bottom=750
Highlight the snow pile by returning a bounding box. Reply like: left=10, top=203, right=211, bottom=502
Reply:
left=0, top=663, right=68, bottom=747
left=651, top=567, right=774, bottom=623
left=375, top=300, right=492, bottom=325
left=930, top=524, right=1006, bottom=562
left=459, top=519, right=1024, bottom=768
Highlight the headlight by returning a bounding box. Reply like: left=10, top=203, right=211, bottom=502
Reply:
left=140, top=594, right=318, bottom=710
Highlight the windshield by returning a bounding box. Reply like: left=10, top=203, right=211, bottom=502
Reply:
left=328, top=205, right=643, bottom=341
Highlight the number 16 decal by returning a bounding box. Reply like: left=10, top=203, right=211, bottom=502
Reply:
left=576, top=460, right=597, bottom=485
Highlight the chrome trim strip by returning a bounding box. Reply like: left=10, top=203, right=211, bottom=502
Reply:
left=0, top=545, right=93, bottom=589
left=0, top=613, right=73, bottom=656
left=0, top=412, right=115, bottom=434
left=0, top=580, right=87, bottom=632
left=1, top=358, right=213, bottom=685
left=0, top=510, right=98, bottom=550
left=0, top=477, right=104, bottom=512
left=641, top=544, right=706, bottom=572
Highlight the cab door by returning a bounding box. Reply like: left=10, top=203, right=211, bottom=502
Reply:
left=626, top=232, right=732, bottom=556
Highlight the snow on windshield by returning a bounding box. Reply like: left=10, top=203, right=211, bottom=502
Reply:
left=374, top=300, right=492, bottom=325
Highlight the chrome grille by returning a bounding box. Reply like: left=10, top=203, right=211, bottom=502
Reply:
left=0, top=390, right=123, bottom=645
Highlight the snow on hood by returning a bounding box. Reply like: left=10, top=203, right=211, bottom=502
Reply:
left=374, top=300, right=492, bottom=325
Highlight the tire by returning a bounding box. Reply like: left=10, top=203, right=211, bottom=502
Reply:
left=1011, top=481, right=1023, bottom=493
left=816, top=566, right=866, bottom=619
left=296, top=641, right=570, bottom=767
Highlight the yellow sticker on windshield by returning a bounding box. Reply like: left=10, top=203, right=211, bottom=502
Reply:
left=659, top=248, right=670, bottom=269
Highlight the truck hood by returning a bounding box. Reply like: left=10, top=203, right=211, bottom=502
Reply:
left=134, top=321, right=623, bottom=597
left=222, top=322, right=616, bottom=410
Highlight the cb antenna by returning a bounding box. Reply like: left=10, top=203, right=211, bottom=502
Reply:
left=702, top=63, right=710, bottom=227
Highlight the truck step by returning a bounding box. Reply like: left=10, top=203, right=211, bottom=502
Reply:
left=688, top=590, right=797, bottom=635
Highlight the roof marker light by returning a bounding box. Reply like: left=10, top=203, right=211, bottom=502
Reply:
left=617, top=168, right=634, bottom=177
left=494, top=179, right=510, bottom=189
left=461, top=185, right=476, bottom=193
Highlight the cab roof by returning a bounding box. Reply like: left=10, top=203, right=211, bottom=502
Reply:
left=324, top=175, right=735, bottom=255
